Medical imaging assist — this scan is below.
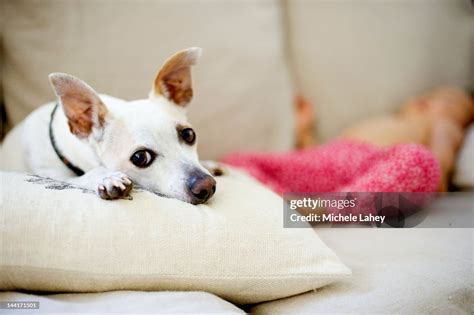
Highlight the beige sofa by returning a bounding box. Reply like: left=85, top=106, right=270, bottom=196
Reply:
left=1, top=0, right=472, bottom=313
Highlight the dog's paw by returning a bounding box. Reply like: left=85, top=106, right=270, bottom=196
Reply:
left=97, top=172, right=133, bottom=200
left=201, top=160, right=226, bottom=176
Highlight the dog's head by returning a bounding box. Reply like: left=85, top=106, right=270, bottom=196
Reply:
left=49, top=47, right=216, bottom=204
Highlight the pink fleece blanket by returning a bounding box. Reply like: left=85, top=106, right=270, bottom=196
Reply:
left=222, top=140, right=440, bottom=194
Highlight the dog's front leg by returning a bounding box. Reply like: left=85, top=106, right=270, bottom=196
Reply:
left=201, top=160, right=226, bottom=176
left=67, top=167, right=133, bottom=200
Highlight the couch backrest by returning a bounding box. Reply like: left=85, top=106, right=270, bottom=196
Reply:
left=2, top=0, right=472, bottom=153
left=1, top=0, right=294, bottom=159
left=286, top=0, right=473, bottom=140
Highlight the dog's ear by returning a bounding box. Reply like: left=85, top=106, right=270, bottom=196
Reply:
left=152, top=47, right=202, bottom=107
left=49, top=73, right=108, bottom=139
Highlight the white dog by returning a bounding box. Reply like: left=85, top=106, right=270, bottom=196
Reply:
left=2, top=47, right=217, bottom=204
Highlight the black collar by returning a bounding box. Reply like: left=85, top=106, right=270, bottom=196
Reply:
left=49, top=103, right=85, bottom=176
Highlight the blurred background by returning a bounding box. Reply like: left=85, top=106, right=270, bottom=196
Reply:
left=0, top=0, right=472, bottom=160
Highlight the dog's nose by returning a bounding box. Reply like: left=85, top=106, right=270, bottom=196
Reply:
left=187, top=174, right=216, bottom=204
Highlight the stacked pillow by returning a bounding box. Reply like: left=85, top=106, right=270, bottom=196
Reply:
left=0, top=169, right=350, bottom=304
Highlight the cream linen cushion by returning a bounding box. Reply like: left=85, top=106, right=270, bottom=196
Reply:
left=0, top=169, right=350, bottom=304
left=1, top=1, right=294, bottom=159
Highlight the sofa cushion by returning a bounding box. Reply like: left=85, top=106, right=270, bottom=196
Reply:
left=0, top=168, right=350, bottom=304
left=0, top=291, right=244, bottom=314
left=1, top=0, right=294, bottom=159
left=252, top=228, right=473, bottom=314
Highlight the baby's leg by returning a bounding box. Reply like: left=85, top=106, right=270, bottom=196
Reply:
left=339, top=143, right=440, bottom=192
left=224, top=140, right=384, bottom=193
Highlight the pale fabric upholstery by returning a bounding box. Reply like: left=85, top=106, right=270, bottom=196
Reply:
left=0, top=291, right=245, bottom=314
left=252, top=228, right=473, bottom=314
left=1, top=0, right=294, bottom=159
left=286, top=0, right=472, bottom=140
left=453, top=124, right=474, bottom=188
left=0, top=169, right=350, bottom=304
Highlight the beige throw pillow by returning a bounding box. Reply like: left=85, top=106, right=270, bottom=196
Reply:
left=0, top=169, right=350, bottom=304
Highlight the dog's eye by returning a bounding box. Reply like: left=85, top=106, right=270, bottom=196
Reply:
left=180, top=128, right=196, bottom=145
left=130, top=150, right=155, bottom=168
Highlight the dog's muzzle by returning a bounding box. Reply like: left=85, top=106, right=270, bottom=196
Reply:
left=187, top=172, right=216, bottom=204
